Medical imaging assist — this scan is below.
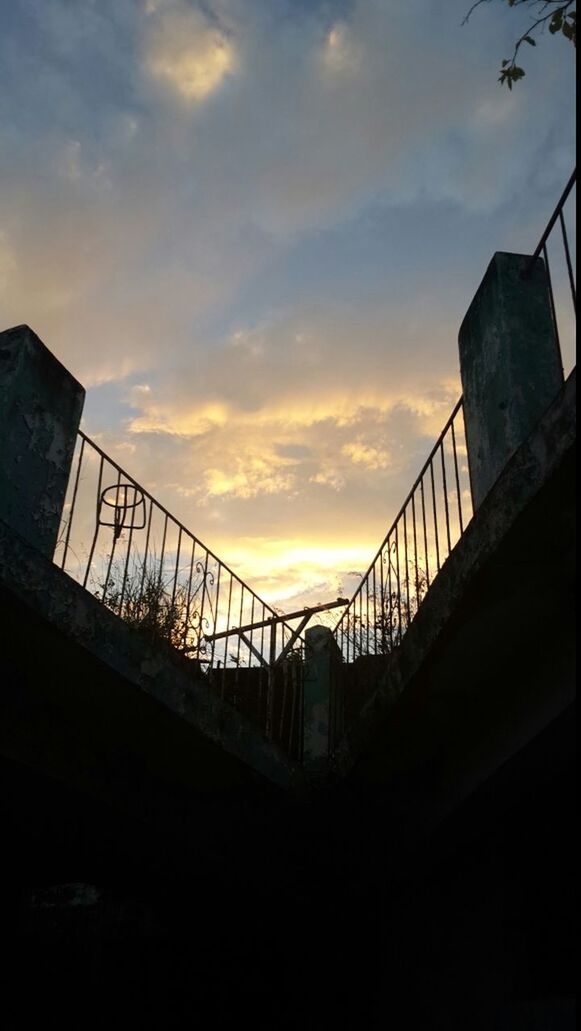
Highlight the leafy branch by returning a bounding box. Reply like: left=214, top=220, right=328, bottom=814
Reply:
left=464, top=0, right=576, bottom=87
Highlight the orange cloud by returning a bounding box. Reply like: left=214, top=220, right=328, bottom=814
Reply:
left=342, top=439, right=391, bottom=470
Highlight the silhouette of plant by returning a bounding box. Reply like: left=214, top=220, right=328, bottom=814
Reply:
left=94, top=556, right=205, bottom=654
left=347, top=551, right=429, bottom=659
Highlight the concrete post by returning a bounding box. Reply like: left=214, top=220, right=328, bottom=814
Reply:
left=303, top=626, right=343, bottom=770
left=0, top=325, right=85, bottom=557
left=458, top=252, right=562, bottom=510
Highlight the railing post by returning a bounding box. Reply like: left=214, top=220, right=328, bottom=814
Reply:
left=458, top=252, right=562, bottom=510
left=303, top=626, right=343, bottom=771
left=265, top=621, right=277, bottom=738
left=0, top=325, right=85, bottom=557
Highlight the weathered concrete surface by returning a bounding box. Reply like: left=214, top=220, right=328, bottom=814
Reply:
left=332, top=368, right=576, bottom=838
left=0, top=368, right=575, bottom=1029
left=302, top=626, right=341, bottom=770
left=0, top=325, right=85, bottom=557
left=0, top=516, right=302, bottom=796
left=459, top=252, right=562, bottom=509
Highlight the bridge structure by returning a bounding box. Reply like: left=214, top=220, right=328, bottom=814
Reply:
left=0, top=172, right=576, bottom=1028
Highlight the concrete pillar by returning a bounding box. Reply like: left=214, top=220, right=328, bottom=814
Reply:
left=0, top=325, right=85, bottom=557
left=458, top=252, right=562, bottom=510
left=303, top=626, right=343, bottom=769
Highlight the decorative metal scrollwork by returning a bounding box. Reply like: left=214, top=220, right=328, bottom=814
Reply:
left=98, top=483, right=146, bottom=540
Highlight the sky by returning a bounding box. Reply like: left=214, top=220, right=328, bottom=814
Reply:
left=0, top=0, right=576, bottom=613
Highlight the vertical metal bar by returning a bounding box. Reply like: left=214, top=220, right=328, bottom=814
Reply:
left=371, top=562, right=377, bottom=655
left=210, top=561, right=221, bottom=667
left=101, top=468, right=122, bottom=603
left=236, top=583, right=244, bottom=670
left=60, top=435, right=85, bottom=570
left=559, top=209, right=576, bottom=312
left=411, top=492, right=420, bottom=609
left=249, top=593, right=256, bottom=669
left=387, top=537, right=394, bottom=649
left=119, top=485, right=139, bottom=614
left=158, top=513, right=169, bottom=590
left=365, top=577, right=370, bottom=656
left=82, top=454, right=104, bottom=589
left=258, top=604, right=266, bottom=716
left=420, top=477, right=430, bottom=589
left=379, top=545, right=385, bottom=654
left=430, top=459, right=441, bottom=573
left=394, top=523, right=402, bottom=643
left=171, top=527, right=182, bottom=608
left=183, top=537, right=196, bottom=652
left=260, top=604, right=266, bottom=669
left=461, top=400, right=475, bottom=516
left=402, top=507, right=411, bottom=628
left=440, top=441, right=452, bottom=556
left=266, top=620, right=276, bottom=737
left=543, top=243, right=564, bottom=377
left=222, top=574, right=233, bottom=695
left=451, top=420, right=464, bottom=536
left=139, top=498, right=154, bottom=609
left=198, top=548, right=210, bottom=650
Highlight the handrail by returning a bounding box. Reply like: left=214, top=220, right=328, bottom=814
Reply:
left=56, top=430, right=306, bottom=755
left=334, top=168, right=576, bottom=667
left=525, top=168, right=576, bottom=272
left=333, top=397, right=471, bottom=662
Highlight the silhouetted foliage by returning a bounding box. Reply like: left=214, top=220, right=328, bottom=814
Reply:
left=464, top=0, right=576, bottom=87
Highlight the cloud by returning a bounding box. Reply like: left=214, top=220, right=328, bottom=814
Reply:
left=145, top=4, right=236, bottom=102
left=0, top=0, right=574, bottom=612
left=203, top=458, right=296, bottom=501
left=322, top=22, right=361, bottom=75
left=342, top=439, right=391, bottom=471
left=310, top=469, right=346, bottom=492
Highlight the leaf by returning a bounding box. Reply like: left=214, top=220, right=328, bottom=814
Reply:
left=562, top=18, right=576, bottom=43
left=549, top=10, right=564, bottom=34
left=499, top=64, right=525, bottom=89
left=523, top=36, right=536, bottom=47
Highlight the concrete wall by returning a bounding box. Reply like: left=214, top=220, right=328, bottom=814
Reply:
left=0, top=325, right=85, bottom=557
left=459, top=252, right=562, bottom=509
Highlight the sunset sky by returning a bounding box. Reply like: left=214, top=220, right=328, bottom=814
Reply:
left=0, top=0, right=575, bottom=612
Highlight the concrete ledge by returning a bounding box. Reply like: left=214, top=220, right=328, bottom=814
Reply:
left=0, top=519, right=302, bottom=792
left=331, top=368, right=576, bottom=783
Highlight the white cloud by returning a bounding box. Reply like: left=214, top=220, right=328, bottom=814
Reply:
left=145, top=5, right=236, bottom=102
left=322, top=23, right=361, bottom=75
left=0, top=0, right=574, bottom=609
left=342, top=439, right=391, bottom=471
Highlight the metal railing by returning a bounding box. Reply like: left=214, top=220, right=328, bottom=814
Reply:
left=55, top=431, right=305, bottom=755
left=525, top=168, right=576, bottom=377
left=53, top=170, right=576, bottom=757
left=333, top=168, right=576, bottom=666
left=333, top=397, right=472, bottom=662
